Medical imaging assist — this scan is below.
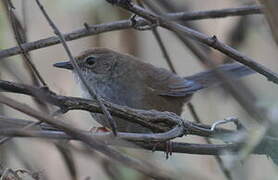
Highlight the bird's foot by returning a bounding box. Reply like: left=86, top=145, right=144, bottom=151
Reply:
left=90, top=127, right=111, bottom=133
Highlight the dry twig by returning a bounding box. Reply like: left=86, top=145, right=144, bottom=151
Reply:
left=0, top=5, right=262, bottom=59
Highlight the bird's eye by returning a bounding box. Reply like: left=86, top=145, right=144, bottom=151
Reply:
left=85, top=56, right=96, bottom=66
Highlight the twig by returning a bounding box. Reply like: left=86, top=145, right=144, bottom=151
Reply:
left=136, top=2, right=176, bottom=72
left=55, top=143, right=77, bottom=180
left=187, top=103, right=233, bottom=180
left=35, top=0, right=117, bottom=135
left=0, top=5, right=262, bottom=59
left=258, top=0, right=278, bottom=45
left=0, top=120, right=41, bottom=145
left=2, top=0, right=50, bottom=114
left=167, top=4, right=262, bottom=21
left=3, top=0, right=47, bottom=86
left=152, top=28, right=176, bottom=73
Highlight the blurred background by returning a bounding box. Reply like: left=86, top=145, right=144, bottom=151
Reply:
left=1, top=0, right=278, bottom=179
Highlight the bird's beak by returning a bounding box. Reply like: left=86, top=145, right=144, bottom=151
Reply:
left=53, top=61, right=73, bottom=70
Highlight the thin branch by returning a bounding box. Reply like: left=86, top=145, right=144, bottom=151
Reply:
left=0, top=5, right=262, bottom=59
left=2, top=0, right=50, bottom=125
left=258, top=0, right=278, bottom=45
left=137, top=1, right=176, bottom=73
left=0, top=128, right=242, bottom=155
left=152, top=28, right=176, bottom=73
left=35, top=0, right=117, bottom=135
left=167, top=4, right=262, bottom=21
left=0, top=120, right=40, bottom=145
left=187, top=103, right=233, bottom=180
left=3, top=0, right=48, bottom=86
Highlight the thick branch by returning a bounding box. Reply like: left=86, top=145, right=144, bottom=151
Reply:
left=0, top=79, right=229, bottom=137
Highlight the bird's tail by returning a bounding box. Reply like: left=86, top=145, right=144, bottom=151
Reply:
left=185, top=63, right=255, bottom=89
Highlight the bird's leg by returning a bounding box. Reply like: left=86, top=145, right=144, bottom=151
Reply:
left=165, top=140, right=173, bottom=159
left=90, top=126, right=111, bottom=133
left=152, top=140, right=173, bottom=159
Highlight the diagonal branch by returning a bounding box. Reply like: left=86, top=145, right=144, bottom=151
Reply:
left=108, top=1, right=278, bottom=85
left=0, top=5, right=262, bottom=59
left=35, top=0, right=117, bottom=135
left=3, top=0, right=48, bottom=86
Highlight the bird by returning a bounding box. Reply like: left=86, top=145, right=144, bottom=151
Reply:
left=53, top=48, right=254, bottom=133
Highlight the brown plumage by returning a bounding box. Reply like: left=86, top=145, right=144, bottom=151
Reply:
left=54, top=48, right=254, bottom=133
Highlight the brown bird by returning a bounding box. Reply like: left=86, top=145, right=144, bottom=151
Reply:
left=54, top=48, right=254, bottom=133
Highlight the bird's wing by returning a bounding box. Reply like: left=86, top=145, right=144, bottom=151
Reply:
left=159, top=78, right=203, bottom=97
left=144, top=66, right=203, bottom=97
left=144, top=63, right=254, bottom=97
